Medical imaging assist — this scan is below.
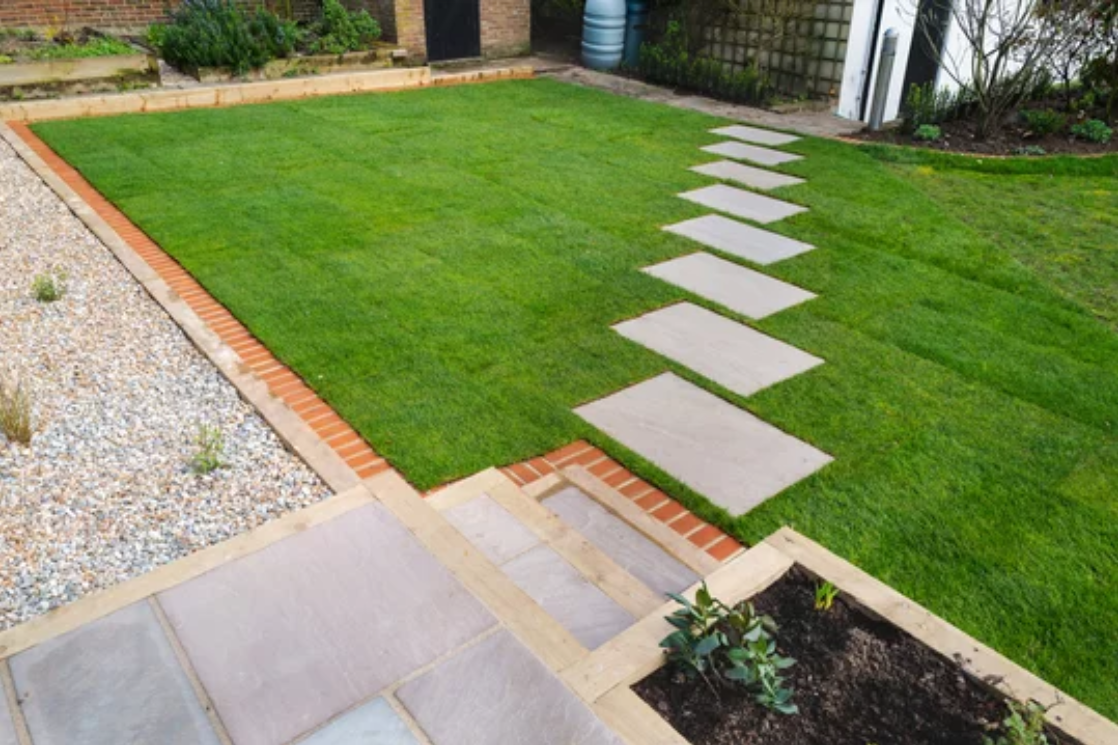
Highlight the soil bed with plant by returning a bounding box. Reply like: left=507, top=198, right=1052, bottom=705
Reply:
left=856, top=113, right=1117, bottom=157
left=634, top=569, right=1078, bottom=745
left=0, top=28, right=154, bottom=100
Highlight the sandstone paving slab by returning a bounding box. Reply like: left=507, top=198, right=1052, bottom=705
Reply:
left=643, top=252, right=815, bottom=319
left=9, top=602, right=220, bottom=745
left=501, top=544, right=634, bottom=649
left=444, top=494, right=541, bottom=566
left=679, top=184, right=806, bottom=224
left=691, top=160, right=805, bottom=190
left=543, top=486, right=699, bottom=596
left=398, top=630, right=622, bottom=745
left=613, top=302, right=823, bottom=397
left=575, top=373, right=833, bottom=515
left=0, top=683, right=14, bottom=745
left=158, top=503, right=496, bottom=745
left=301, top=698, right=417, bottom=745
left=664, top=214, right=815, bottom=265
left=702, top=140, right=803, bottom=166
left=710, top=124, right=800, bottom=146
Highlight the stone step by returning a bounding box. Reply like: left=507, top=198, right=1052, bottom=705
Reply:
left=664, top=214, right=815, bottom=265
left=710, top=124, right=799, bottom=146
left=613, top=302, right=824, bottom=398
left=643, top=252, right=815, bottom=319
left=575, top=373, right=833, bottom=516
left=702, top=140, right=802, bottom=166
left=691, top=159, right=805, bottom=190
left=679, top=184, right=806, bottom=224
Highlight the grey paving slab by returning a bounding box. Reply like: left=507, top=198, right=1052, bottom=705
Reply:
left=702, top=140, right=803, bottom=166
left=690, top=160, right=804, bottom=190
left=398, top=630, right=622, bottom=745
left=575, top=373, right=833, bottom=516
left=664, top=214, right=815, bottom=265
left=613, top=302, right=823, bottom=397
left=0, top=681, right=15, bottom=745
left=544, top=486, right=698, bottom=596
left=9, top=602, right=219, bottom=745
left=643, top=252, right=815, bottom=319
left=158, top=503, right=496, bottom=745
left=501, top=544, right=634, bottom=650
left=679, top=184, right=806, bottom=224
left=443, top=494, right=541, bottom=566
left=710, top=124, right=800, bottom=146
left=301, top=698, right=418, bottom=745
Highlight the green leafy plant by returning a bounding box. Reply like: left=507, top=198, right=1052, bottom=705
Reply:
left=984, top=700, right=1050, bottom=745
left=913, top=124, right=942, bottom=141
left=1014, top=145, right=1047, bottom=156
left=31, top=272, right=65, bottom=303
left=901, top=82, right=970, bottom=132
left=813, top=581, right=839, bottom=611
left=0, top=375, right=33, bottom=446
left=660, top=583, right=797, bottom=714
left=190, top=423, right=226, bottom=474
left=637, top=20, right=769, bottom=106
left=305, top=0, right=381, bottom=54
left=0, top=54, right=13, bottom=65
left=1070, top=118, right=1113, bottom=144
left=1019, top=108, right=1065, bottom=136
left=26, top=36, right=134, bottom=60
left=157, top=0, right=299, bottom=75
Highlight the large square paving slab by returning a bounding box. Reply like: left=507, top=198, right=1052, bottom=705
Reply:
left=710, top=124, right=800, bottom=146
left=300, top=698, right=417, bottom=745
left=679, top=184, right=806, bottom=224
left=157, top=503, right=496, bottom=745
left=691, top=160, right=804, bottom=190
left=613, top=302, right=823, bottom=397
left=9, top=602, right=220, bottom=745
left=444, top=494, right=540, bottom=565
left=643, top=252, right=815, bottom=319
left=575, top=373, right=833, bottom=515
left=543, top=486, right=698, bottom=596
left=397, top=630, right=622, bottom=745
left=0, top=682, right=15, bottom=745
left=702, top=140, right=803, bottom=166
left=502, top=544, right=634, bottom=649
left=664, top=214, right=815, bottom=265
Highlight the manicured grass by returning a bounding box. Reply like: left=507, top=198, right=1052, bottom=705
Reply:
left=33, top=80, right=1118, bottom=718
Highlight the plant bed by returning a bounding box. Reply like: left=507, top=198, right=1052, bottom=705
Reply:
left=634, top=567, right=1081, bottom=745
left=0, top=28, right=157, bottom=101
left=855, top=115, right=1118, bottom=157
left=189, top=43, right=405, bottom=83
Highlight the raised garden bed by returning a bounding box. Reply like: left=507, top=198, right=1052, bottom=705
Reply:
left=856, top=117, right=1117, bottom=156
left=189, top=43, right=406, bottom=83
left=0, top=29, right=157, bottom=101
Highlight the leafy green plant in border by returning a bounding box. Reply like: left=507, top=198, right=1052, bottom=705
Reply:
left=813, top=580, right=839, bottom=611
left=983, top=700, right=1050, bottom=745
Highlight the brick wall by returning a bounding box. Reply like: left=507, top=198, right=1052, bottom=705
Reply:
left=0, top=1, right=323, bottom=31
left=479, top=0, right=529, bottom=58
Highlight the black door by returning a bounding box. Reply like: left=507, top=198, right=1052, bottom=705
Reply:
left=424, top=0, right=481, bottom=61
left=902, top=0, right=951, bottom=93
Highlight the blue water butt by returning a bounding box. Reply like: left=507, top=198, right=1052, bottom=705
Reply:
left=582, top=0, right=626, bottom=70
left=622, top=0, right=648, bottom=68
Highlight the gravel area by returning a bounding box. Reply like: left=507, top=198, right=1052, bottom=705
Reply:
left=0, top=136, right=331, bottom=630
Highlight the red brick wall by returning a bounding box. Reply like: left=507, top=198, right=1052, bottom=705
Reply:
left=0, top=1, right=323, bottom=31
left=479, top=0, right=529, bottom=57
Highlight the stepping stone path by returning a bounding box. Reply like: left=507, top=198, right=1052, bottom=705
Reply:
left=575, top=373, right=833, bottom=516
left=679, top=184, right=806, bottom=224
left=710, top=124, right=800, bottom=146
left=613, top=302, right=823, bottom=397
left=664, top=214, right=815, bottom=265
left=691, top=160, right=804, bottom=190
left=702, top=140, right=802, bottom=166
left=301, top=698, right=417, bottom=745
left=644, top=252, right=815, bottom=319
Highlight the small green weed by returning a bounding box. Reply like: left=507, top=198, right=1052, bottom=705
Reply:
left=813, top=581, right=839, bottom=611
left=190, top=424, right=226, bottom=474
left=913, top=124, right=942, bottom=142
left=1014, top=145, right=1047, bottom=156
left=31, top=273, right=65, bottom=303
left=1019, top=109, right=1065, bottom=136
left=1070, top=118, right=1113, bottom=144
left=0, top=376, right=33, bottom=445
left=984, top=700, right=1049, bottom=745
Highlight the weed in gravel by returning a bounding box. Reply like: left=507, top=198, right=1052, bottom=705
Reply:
left=0, top=376, right=33, bottom=445
left=190, top=424, right=226, bottom=474
left=31, top=272, right=65, bottom=303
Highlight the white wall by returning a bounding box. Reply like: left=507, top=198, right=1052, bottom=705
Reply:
left=838, top=0, right=916, bottom=122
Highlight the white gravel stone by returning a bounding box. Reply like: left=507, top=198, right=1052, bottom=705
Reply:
left=0, top=137, right=331, bottom=630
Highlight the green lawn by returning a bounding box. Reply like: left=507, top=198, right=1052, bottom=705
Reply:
left=33, top=79, right=1118, bottom=718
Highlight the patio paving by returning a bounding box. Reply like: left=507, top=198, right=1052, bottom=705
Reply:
left=702, top=140, right=803, bottom=166
left=664, top=214, right=815, bottom=265
left=444, top=494, right=541, bottom=564
left=157, top=503, right=497, bottom=745
left=397, top=630, right=622, bottom=745
left=643, top=252, right=816, bottom=319
left=613, top=302, right=824, bottom=397
left=710, top=124, right=800, bottom=146
left=0, top=691, right=14, bottom=745
left=679, top=184, right=806, bottom=224
left=300, top=698, right=417, bottom=745
left=575, top=373, right=832, bottom=515
left=691, top=159, right=805, bottom=190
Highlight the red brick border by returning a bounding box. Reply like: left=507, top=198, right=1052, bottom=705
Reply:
left=501, top=441, right=745, bottom=563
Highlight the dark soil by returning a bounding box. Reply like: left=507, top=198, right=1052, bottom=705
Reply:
left=633, top=568, right=1079, bottom=745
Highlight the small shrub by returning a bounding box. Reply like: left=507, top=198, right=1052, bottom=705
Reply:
left=0, top=54, right=13, bottom=65
left=984, top=700, right=1049, bottom=745
left=1070, top=118, right=1113, bottom=144
left=26, top=36, right=134, bottom=61
left=1014, top=145, right=1047, bottom=157
left=660, top=583, right=797, bottom=714
left=813, top=581, right=839, bottom=611
left=158, top=0, right=299, bottom=75
left=305, top=0, right=381, bottom=54
left=637, top=21, right=769, bottom=106
left=190, top=424, right=226, bottom=474
left=901, top=82, right=970, bottom=132
left=31, top=273, right=65, bottom=303
left=913, top=124, right=942, bottom=142
left=1019, top=108, right=1065, bottom=136
left=0, top=376, right=33, bottom=445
